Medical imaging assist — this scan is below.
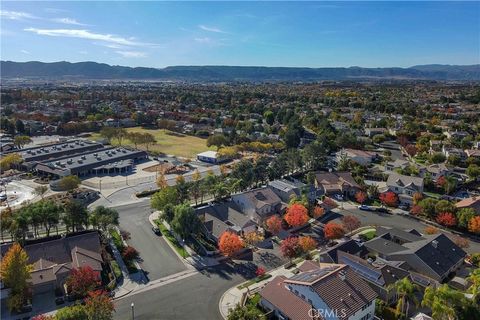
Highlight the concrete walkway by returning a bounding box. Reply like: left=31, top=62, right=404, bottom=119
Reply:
left=218, top=265, right=296, bottom=319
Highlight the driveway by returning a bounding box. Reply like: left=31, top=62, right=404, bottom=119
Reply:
left=113, top=201, right=187, bottom=281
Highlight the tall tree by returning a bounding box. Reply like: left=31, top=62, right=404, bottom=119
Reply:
left=171, top=203, right=201, bottom=239
left=84, top=290, right=115, bottom=320
left=0, top=243, right=33, bottom=312
left=66, top=266, right=101, bottom=298
left=151, top=186, right=179, bottom=211
left=13, top=135, right=32, bottom=149
left=89, top=206, right=119, bottom=232
left=388, top=277, right=417, bottom=319
left=63, top=200, right=88, bottom=233
left=422, top=284, right=465, bottom=320
left=218, top=231, right=244, bottom=257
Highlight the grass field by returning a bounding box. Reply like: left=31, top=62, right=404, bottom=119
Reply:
left=89, top=127, right=215, bottom=158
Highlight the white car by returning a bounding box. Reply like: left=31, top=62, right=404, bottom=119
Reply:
left=333, top=194, right=344, bottom=201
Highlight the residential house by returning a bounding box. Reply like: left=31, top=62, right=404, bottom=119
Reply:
left=314, top=172, right=361, bottom=198
left=0, top=231, right=104, bottom=296
left=363, top=229, right=466, bottom=282
left=318, top=239, right=368, bottom=264
left=455, top=196, right=480, bottom=215
left=465, top=149, right=480, bottom=159
left=268, top=179, right=316, bottom=203
left=386, top=173, right=424, bottom=205
left=419, top=163, right=451, bottom=181
left=231, top=187, right=283, bottom=223
left=259, top=261, right=377, bottom=320
left=442, top=145, right=467, bottom=160
left=444, top=130, right=469, bottom=140
left=337, top=251, right=410, bottom=304
left=384, top=159, right=410, bottom=173
left=365, top=127, right=387, bottom=138
left=336, top=148, right=378, bottom=166
left=196, top=150, right=230, bottom=164
left=195, top=202, right=257, bottom=242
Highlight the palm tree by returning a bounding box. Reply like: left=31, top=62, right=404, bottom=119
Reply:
left=388, top=277, right=417, bottom=319
left=422, top=284, right=465, bottom=320
left=466, top=268, right=480, bottom=302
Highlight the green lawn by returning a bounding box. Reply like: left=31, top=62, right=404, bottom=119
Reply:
left=155, top=220, right=190, bottom=258
left=90, top=127, right=215, bottom=158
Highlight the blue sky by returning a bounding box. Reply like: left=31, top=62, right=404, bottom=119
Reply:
left=1, top=1, right=479, bottom=68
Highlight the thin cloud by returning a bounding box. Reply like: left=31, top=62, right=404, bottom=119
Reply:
left=198, top=25, right=228, bottom=34
left=24, top=28, right=157, bottom=47
left=51, top=18, right=89, bottom=26
left=44, top=8, right=69, bottom=14
left=21, top=49, right=31, bottom=54
left=194, top=37, right=214, bottom=44
left=0, top=10, right=38, bottom=20
left=116, top=51, right=146, bottom=58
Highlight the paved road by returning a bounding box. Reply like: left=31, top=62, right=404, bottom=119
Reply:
left=113, top=201, right=187, bottom=281
left=114, top=264, right=245, bottom=320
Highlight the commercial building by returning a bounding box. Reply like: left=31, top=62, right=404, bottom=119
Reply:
left=34, top=146, right=148, bottom=178
left=196, top=150, right=229, bottom=164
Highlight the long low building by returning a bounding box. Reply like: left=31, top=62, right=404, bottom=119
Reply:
left=8, top=140, right=104, bottom=167
left=34, top=146, right=148, bottom=178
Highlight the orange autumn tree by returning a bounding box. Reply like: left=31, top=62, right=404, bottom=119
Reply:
left=218, top=231, right=244, bottom=257
left=355, top=191, right=367, bottom=204
left=468, top=216, right=480, bottom=234
left=265, top=215, right=282, bottom=234
left=424, top=226, right=439, bottom=235
left=379, top=191, right=399, bottom=207
left=298, top=236, right=317, bottom=253
left=324, top=222, right=345, bottom=240
left=312, top=206, right=325, bottom=219
left=0, top=243, right=33, bottom=312
left=284, top=203, right=309, bottom=228
left=436, top=212, right=457, bottom=227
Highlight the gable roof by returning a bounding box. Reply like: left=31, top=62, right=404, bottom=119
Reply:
left=260, top=276, right=315, bottom=320
left=314, top=172, right=360, bottom=191
left=285, top=262, right=378, bottom=320
left=387, top=173, right=424, bottom=190
left=237, top=187, right=281, bottom=210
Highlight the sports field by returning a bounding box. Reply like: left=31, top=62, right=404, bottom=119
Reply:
left=89, top=127, right=215, bottom=158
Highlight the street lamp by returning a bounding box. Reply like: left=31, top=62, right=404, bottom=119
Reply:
left=131, top=302, right=135, bottom=320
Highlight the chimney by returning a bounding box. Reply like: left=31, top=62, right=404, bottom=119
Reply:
left=339, top=270, right=346, bottom=281
left=432, top=240, right=438, bottom=249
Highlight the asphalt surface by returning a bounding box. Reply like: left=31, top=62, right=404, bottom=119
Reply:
left=114, top=264, right=246, bottom=320
left=113, top=201, right=187, bottom=281
left=379, top=141, right=406, bottom=160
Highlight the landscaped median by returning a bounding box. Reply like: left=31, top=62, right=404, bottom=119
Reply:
left=109, top=228, right=139, bottom=274
left=154, top=219, right=190, bottom=258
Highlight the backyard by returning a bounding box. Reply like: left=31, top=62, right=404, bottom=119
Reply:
left=89, top=127, right=215, bottom=158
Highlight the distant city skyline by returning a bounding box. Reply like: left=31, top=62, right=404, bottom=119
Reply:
left=1, top=1, right=479, bottom=68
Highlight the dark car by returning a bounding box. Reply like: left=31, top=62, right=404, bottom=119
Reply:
left=152, top=226, right=162, bottom=236
left=375, top=207, right=390, bottom=214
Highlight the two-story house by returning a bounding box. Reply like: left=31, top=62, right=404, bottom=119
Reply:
left=259, top=261, right=377, bottom=320
left=386, top=173, right=424, bottom=205
left=231, top=187, right=283, bottom=223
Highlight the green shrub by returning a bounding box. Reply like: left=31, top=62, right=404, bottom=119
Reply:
left=110, top=261, right=122, bottom=279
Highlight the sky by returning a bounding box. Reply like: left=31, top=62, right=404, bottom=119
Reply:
left=1, top=1, right=479, bottom=68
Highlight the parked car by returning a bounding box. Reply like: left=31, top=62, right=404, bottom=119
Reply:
left=398, top=204, right=409, bottom=210
left=358, top=205, right=372, bottom=211
left=333, top=194, right=344, bottom=201
left=152, top=226, right=162, bottom=236
left=375, top=207, right=390, bottom=214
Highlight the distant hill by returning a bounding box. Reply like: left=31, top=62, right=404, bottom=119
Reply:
left=1, top=61, right=479, bottom=81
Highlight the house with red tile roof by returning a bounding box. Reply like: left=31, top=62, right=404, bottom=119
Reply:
left=259, top=261, right=377, bottom=320
left=455, top=196, right=480, bottom=214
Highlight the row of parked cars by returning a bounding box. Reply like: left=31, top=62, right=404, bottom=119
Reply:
left=357, top=204, right=391, bottom=214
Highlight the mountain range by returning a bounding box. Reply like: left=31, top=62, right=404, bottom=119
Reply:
left=1, top=61, right=479, bottom=81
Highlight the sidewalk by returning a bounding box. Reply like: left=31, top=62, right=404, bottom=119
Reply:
left=218, top=265, right=296, bottom=319
left=110, top=238, right=147, bottom=299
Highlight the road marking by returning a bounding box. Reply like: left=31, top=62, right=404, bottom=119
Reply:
left=115, top=269, right=199, bottom=300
